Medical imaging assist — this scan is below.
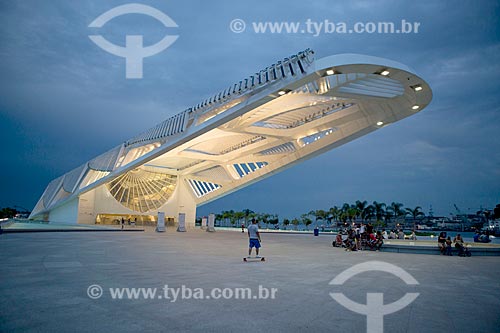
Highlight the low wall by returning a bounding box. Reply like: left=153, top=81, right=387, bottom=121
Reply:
left=381, top=241, right=500, bottom=256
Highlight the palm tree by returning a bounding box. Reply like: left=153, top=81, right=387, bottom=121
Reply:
left=311, top=209, right=327, bottom=228
left=347, top=206, right=358, bottom=225
left=328, top=206, right=340, bottom=226
left=283, top=218, right=290, bottom=230
left=385, top=209, right=394, bottom=224
left=268, top=214, right=279, bottom=228
left=260, top=213, right=271, bottom=229
left=387, top=202, right=405, bottom=224
left=405, top=206, right=425, bottom=231
left=215, top=213, right=223, bottom=227
left=339, top=203, right=351, bottom=224
left=291, top=218, right=300, bottom=230
left=372, top=201, right=386, bottom=223
left=355, top=200, right=368, bottom=221
left=301, top=213, right=313, bottom=230
left=242, top=208, right=254, bottom=226
left=363, top=205, right=375, bottom=222
left=222, top=210, right=234, bottom=227
left=233, top=211, right=245, bottom=227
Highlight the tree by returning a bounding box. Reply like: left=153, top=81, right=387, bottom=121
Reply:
left=242, top=208, right=254, bottom=225
left=364, top=205, right=375, bottom=222
left=339, top=203, right=351, bottom=224
left=283, top=218, right=290, bottom=230
left=347, top=206, right=358, bottom=224
left=372, top=201, right=386, bottom=223
left=493, top=204, right=500, bottom=220
left=355, top=200, right=368, bottom=221
left=222, top=210, right=234, bottom=227
left=387, top=202, right=405, bottom=224
left=311, top=209, right=327, bottom=227
left=291, top=218, right=300, bottom=230
left=269, top=215, right=279, bottom=228
left=215, top=213, right=223, bottom=226
left=301, top=213, right=313, bottom=230
left=328, top=206, right=340, bottom=226
left=0, top=207, right=17, bottom=219
left=233, top=211, right=245, bottom=226
left=304, top=218, right=313, bottom=230
left=405, top=206, right=425, bottom=230
left=260, top=213, right=271, bottom=229
left=385, top=209, right=394, bottom=224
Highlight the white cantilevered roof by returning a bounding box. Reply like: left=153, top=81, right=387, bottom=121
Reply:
left=31, top=49, right=432, bottom=217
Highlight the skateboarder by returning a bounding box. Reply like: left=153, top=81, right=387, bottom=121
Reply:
left=247, top=218, right=262, bottom=257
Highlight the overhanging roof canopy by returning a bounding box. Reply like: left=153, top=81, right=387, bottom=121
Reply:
left=31, top=49, right=432, bottom=218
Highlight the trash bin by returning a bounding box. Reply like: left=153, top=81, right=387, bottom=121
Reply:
left=314, top=228, right=319, bottom=236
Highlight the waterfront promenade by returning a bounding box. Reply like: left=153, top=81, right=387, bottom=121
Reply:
left=1, top=228, right=499, bottom=332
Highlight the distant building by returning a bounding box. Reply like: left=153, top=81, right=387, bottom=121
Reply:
left=486, top=220, right=500, bottom=233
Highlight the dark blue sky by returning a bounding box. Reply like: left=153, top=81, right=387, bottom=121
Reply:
left=0, top=0, right=499, bottom=218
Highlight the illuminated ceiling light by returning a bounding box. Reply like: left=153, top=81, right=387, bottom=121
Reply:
left=412, top=105, right=420, bottom=110
left=376, top=121, right=384, bottom=126
left=278, top=89, right=292, bottom=96
left=326, top=69, right=335, bottom=75
left=380, top=70, right=390, bottom=76
left=414, top=85, right=423, bottom=91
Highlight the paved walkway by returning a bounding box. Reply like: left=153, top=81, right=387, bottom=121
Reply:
left=1, top=229, right=499, bottom=332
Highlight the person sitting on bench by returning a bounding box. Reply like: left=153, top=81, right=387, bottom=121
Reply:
left=438, top=232, right=447, bottom=254
left=454, top=234, right=465, bottom=256
left=333, top=233, right=343, bottom=247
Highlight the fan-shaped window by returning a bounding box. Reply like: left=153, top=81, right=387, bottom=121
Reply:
left=106, top=169, right=177, bottom=213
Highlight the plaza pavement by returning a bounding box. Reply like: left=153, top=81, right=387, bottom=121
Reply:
left=1, top=228, right=499, bottom=332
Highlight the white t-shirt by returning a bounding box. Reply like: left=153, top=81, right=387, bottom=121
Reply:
left=248, top=224, right=259, bottom=239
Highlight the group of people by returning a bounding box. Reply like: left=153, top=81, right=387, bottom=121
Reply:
left=473, top=231, right=491, bottom=243
left=437, top=232, right=471, bottom=256
left=120, top=217, right=137, bottom=230
left=333, top=225, right=384, bottom=251
left=386, top=229, right=416, bottom=240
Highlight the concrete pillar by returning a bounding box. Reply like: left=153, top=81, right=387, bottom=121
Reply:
left=166, top=176, right=197, bottom=229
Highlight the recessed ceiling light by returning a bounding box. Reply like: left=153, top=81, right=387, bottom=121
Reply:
left=278, top=90, right=286, bottom=96
left=376, top=121, right=384, bottom=126
left=414, top=86, right=423, bottom=91
left=326, top=69, right=335, bottom=75
left=412, top=105, right=420, bottom=110
left=380, top=70, right=390, bottom=76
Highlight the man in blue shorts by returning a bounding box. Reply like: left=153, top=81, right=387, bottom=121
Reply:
left=247, top=218, right=262, bottom=257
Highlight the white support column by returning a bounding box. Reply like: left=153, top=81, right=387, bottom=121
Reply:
left=161, top=176, right=197, bottom=229
left=206, top=213, right=215, bottom=232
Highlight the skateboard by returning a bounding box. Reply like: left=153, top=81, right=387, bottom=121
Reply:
left=243, top=256, right=265, bottom=262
